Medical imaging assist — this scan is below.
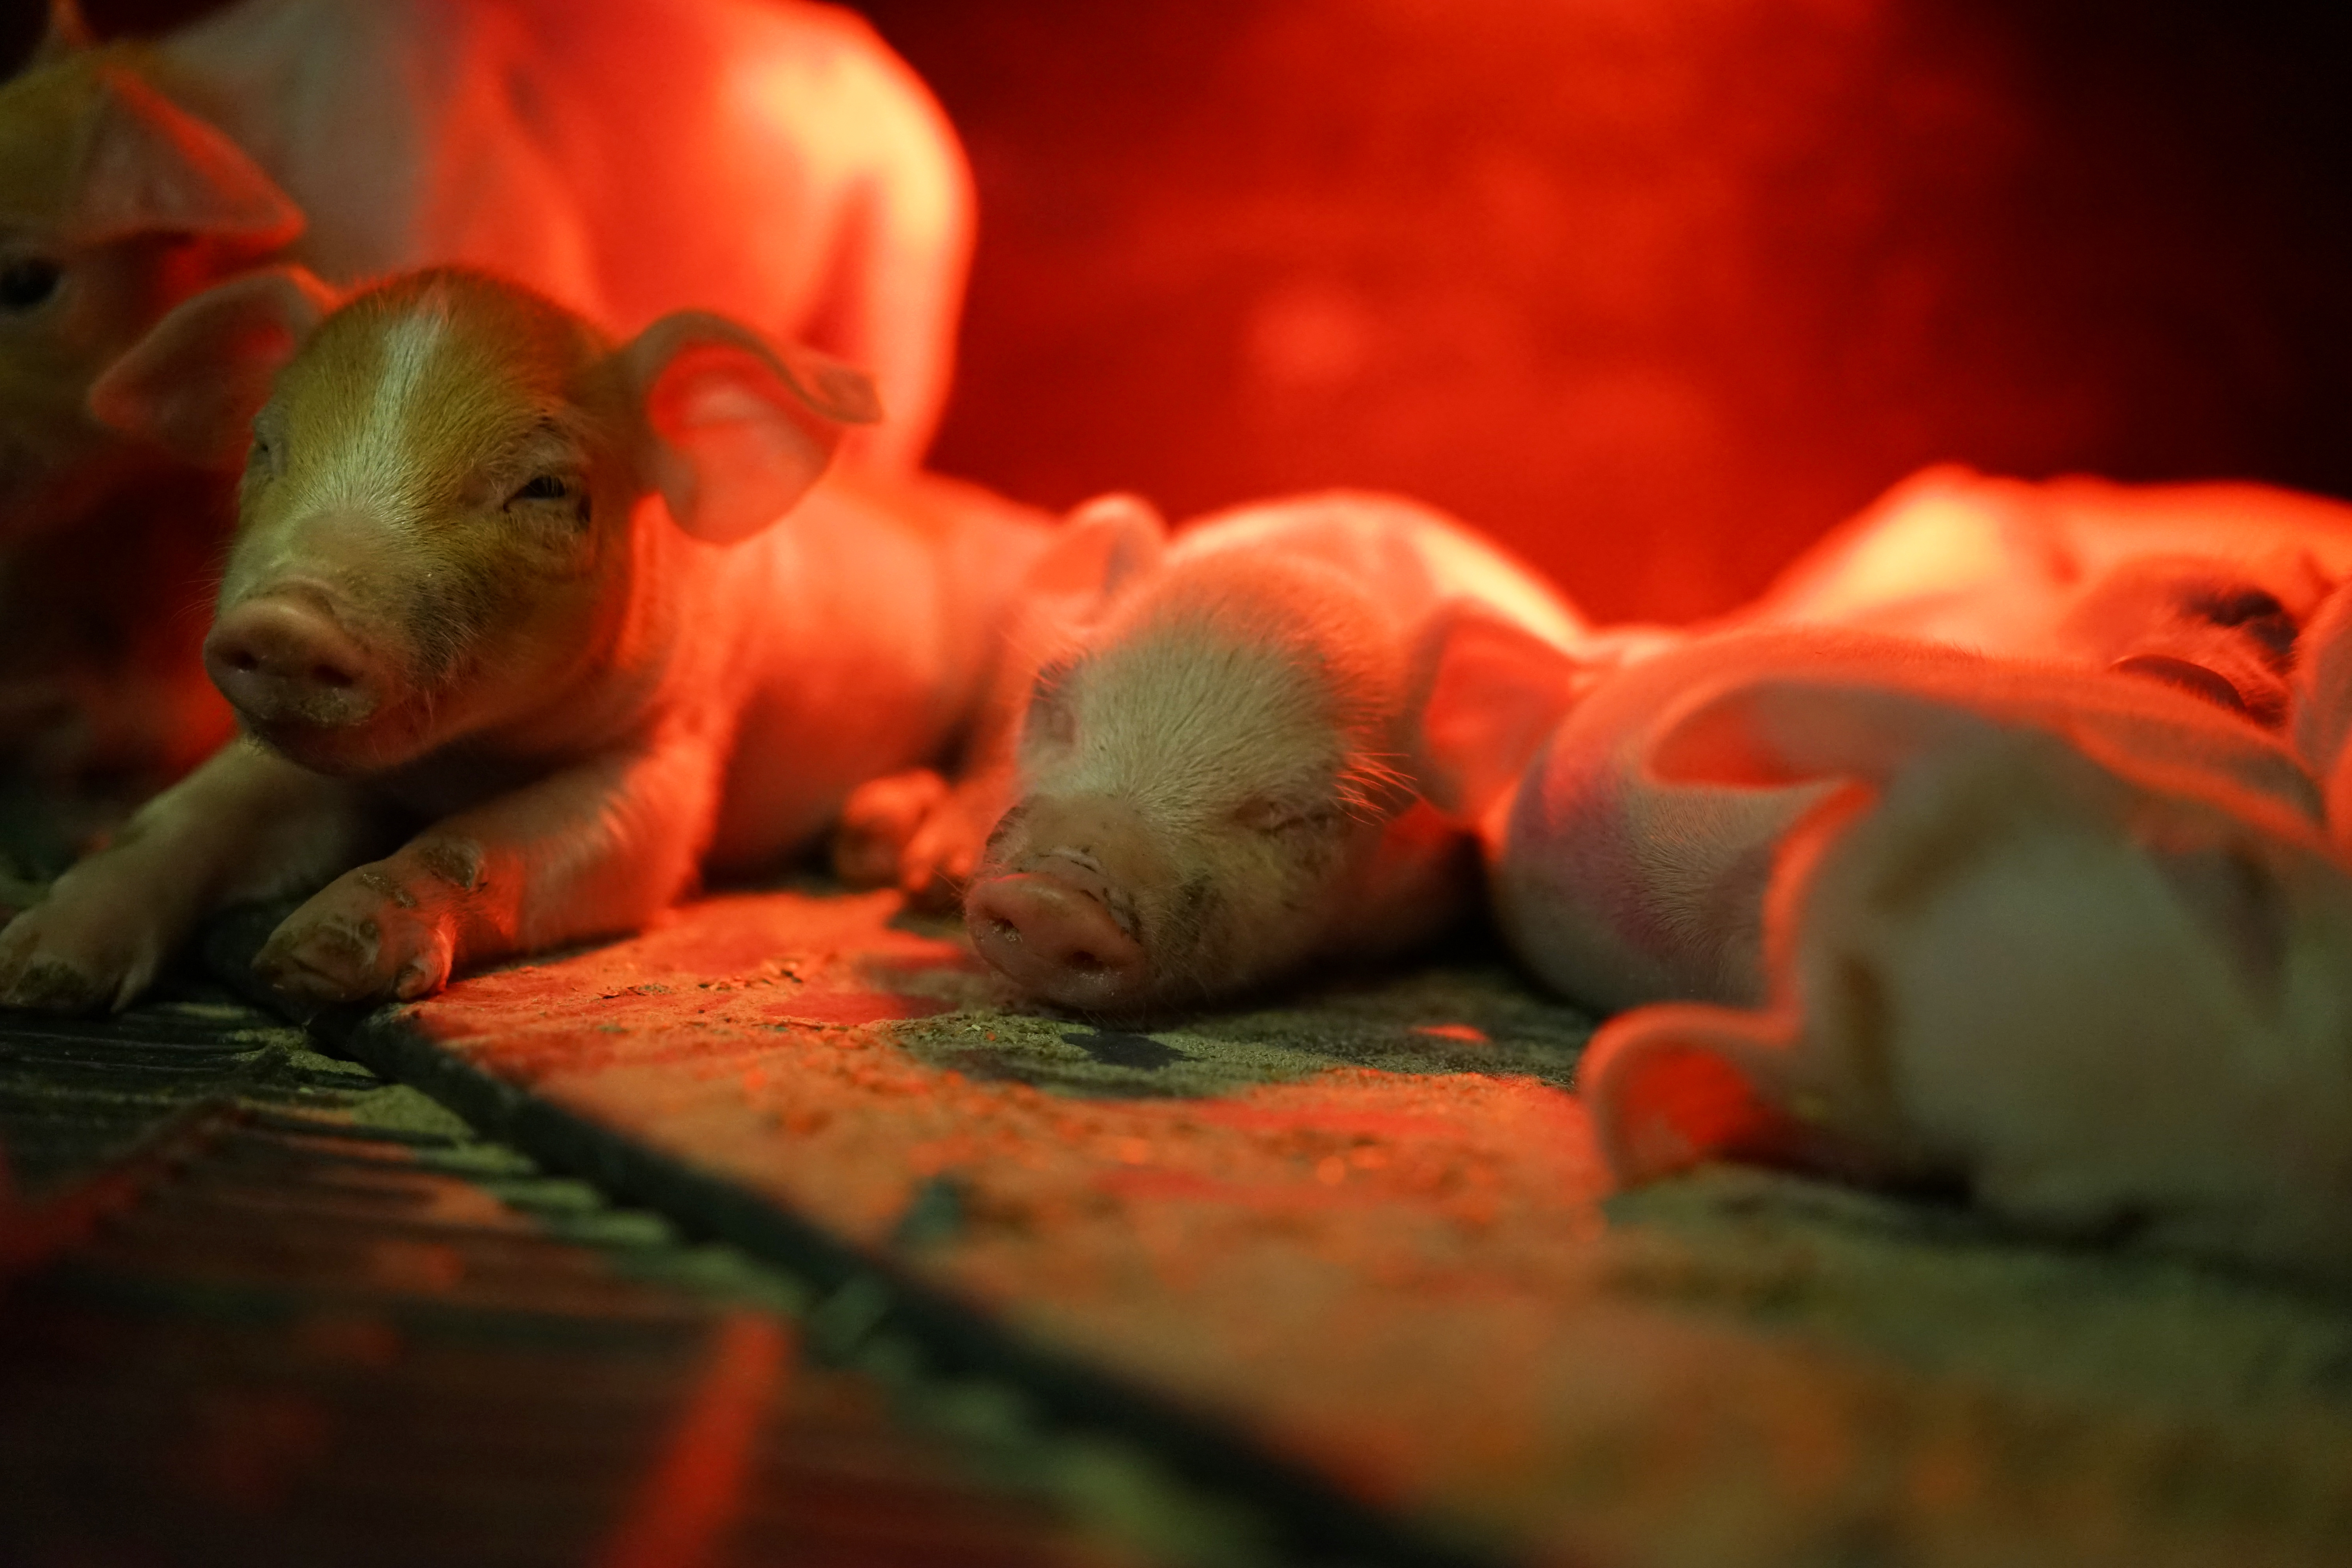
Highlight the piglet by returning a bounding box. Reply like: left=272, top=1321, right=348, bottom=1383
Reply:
left=1574, top=661, right=2352, bottom=1286
left=1747, top=464, right=2352, bottom=728
left=1486, top=628, right=2322, bottom=1014
left=841, top=492, right=1595, bottom=1014
left=0, top=267, right=1047, bottom=1014
left=0, top=0, right=974, bottom=778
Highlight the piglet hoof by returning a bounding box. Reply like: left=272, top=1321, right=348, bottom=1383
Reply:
left=256, top=877, right=457, bottom=1012
left=833, top=769, right=951, bottom=888
left=0, top=904, right=154, bottom=1015
left=0, top=870, right=47, bottom=926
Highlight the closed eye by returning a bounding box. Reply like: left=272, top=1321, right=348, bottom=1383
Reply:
left=0, top=256, right=62, bottom=313
left=508, top=474, right=573, bottom=504
left=1233, top=796, right=1317, bottom=834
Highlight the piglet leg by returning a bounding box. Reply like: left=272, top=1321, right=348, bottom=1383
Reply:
left=834, top=764, right=1014, bottom=912
left=0, top=741, right=377, bottom=1013
left=255, top=740, right=723, bottom=1009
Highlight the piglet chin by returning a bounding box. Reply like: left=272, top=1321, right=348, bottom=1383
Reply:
left=966, top=871, right=1153, bottom=1013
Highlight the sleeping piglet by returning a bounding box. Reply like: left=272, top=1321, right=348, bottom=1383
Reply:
left=1573, top=659, right=2352, bottom=1286
left=1746, top=464, right=2352, bottom=728
left=839, top=492, right=1595, bottom=1014
left=0, top=267, right=1046, bottom=1013
left=1485, top=628, right=2324, bottom=1014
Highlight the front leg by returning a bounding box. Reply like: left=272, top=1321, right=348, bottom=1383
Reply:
left=0, top=740, right=377, bottom=1013
left=254, top=739, right=723, bottom=1009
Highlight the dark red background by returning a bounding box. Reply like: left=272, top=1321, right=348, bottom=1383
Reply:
left=36, top=0, right=2352, bottom=622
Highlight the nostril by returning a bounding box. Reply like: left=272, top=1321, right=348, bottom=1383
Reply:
left=1066, top=950, right=1102, bottom=973
left=987, top=917, right=1020, bottom=946
left=226, top=647, right=260, bottom=673
left=310, top=662, right=356, bottom=689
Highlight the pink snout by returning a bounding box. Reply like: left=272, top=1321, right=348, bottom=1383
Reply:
left=966, top=871, right=1150, bottom=1012
left=205, top=595, right=381, bottom=730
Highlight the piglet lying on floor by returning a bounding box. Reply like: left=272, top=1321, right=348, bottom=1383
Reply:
left=1745, top=464, right=2352, bottom=727
left=838, top=491, right=1595, bottom=1014
left=1488, top=629, right=2322, bottom=1013
left=1570, top=656, right=2352, bottom=1285
left=0, top=268, right=1047, bottom=1014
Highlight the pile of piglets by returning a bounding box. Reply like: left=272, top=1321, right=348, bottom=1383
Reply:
left=8, top=154, right=2352, bottom=1297
left=0, top=0, right=971, bottom=780
left=1490, top=466, right=2352, bottom=1285
left=0, top=268, right=1046, bottom=1014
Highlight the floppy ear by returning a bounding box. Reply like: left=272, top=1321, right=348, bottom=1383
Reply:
left=1577, top=1003, right=1830, bottom=1185
left=2292, top=579, right=2352, bottom=831
left=1410, top=603, right=1590, bottom=826
left=1020, top=492, right=1169, bottom=621
left=85, top=264, right=334, bottom=467
left=619, top=311, right=880, bottom=545
left=34, top=0, right=94, bottom=66
left=1649, top=675, right=2009, bottom=792
left=64, top=67, right=304, bottom=252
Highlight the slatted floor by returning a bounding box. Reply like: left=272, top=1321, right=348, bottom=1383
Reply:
left=0, top=981, right=1207, bottom=1568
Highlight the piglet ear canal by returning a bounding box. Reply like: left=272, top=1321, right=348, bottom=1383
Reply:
left=622, top=311, right=881, bottom=545
left=1022, top=492, right=1169, bottom=620
left=65, top=68, right=305, bottom=252
left=86, top=264, right=333, bottom=468
left=1579, top=1002, right=1818, bottom=1186
left=1410, top=603, right=1588, bottom=826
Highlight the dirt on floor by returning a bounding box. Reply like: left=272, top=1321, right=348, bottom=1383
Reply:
left=275, top=885, right=2352, bottom=1568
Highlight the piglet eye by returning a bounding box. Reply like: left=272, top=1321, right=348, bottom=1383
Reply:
left=1234, top=797, right=1308, bottom=834
left=0, top=257, right=62, bottom=313
left=508, top=474, right=572, bottom=504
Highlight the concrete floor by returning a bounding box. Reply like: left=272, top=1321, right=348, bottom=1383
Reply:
left=201, top=887, right=2352, bottom=1568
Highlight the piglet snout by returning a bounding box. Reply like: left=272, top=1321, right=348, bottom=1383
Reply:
left=967, top=870, right=1149, bottom=1011
left=205, top=596, right=380, bottom=729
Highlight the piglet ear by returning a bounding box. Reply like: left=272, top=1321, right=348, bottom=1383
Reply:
left=1579, top=1002, right=1828, bottom=1185
left=1410, top=603, right=1589, bottom=826
left=1651, top=676, right=2003, bottom=791
left=1022, top=492, right=1169, bottom=620
left=2292, top=579, right=2352, bottom=837
left=34, top=0, right=95, bottom=65
left=64, top=68, right=305, bottom=253
left=620, top=311, right=880, bottom=545
left=86, top=264, right=334, bottom=467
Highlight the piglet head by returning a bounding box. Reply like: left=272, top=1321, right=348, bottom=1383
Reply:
left=0, top=37, right=303, bottom=537
left=2053, top=552, right=2329, bottom=728
left=114, top=267, right=875, bottom=775
left=966, top=503, right=1581, bottom=1015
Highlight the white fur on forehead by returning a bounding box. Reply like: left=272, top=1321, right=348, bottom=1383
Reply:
left=271, top=274, right=598, bottom=520
left=1049, top=559, right=1407, bottom=819
left=1109, top=554, right=1403, bottom=716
